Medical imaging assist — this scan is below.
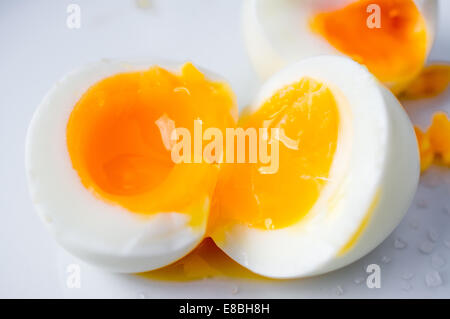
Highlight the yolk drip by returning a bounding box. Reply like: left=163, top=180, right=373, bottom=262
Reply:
left=140, top=237, right=265, bottom=281
left=401, top=64, right=450, bottom=100
left=310, top=0, right=428, bottom=91
left=66, top=63, right=235, bottom=224
left=209, top=78, right=339, bottom=232
left=415, top=126, right=434, bottom=172
left=415, top=112, right=450, bottom=172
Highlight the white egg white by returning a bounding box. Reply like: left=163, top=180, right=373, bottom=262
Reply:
left=210, top=56, right=420, bottom=278
left=242, top=0, right=437, bottom=91
left=25, top=60, right=228, bottom=273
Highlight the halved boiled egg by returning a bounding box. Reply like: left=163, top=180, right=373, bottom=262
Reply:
left=26, top=60, right=237, bottom=272
left=209, top=56, right=419, bottom=278
left=243, top=0, right=437, bottom=94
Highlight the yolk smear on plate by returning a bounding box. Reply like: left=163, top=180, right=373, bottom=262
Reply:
left=140, top=237, right=266, bottom=281
left=209, top=77, right=339, bottom=232
left=400, top=64, right=450, bottom=100
left=415, top=112, right=450, bottom=172
left=310, top=0, right=428, bottom=91
left=67, top=63, right=236, bottom=225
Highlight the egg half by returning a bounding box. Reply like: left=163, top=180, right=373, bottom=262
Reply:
left=26, top=60, right=237, bottom=273
left=243, top=0, right=437, bottom=94
left=209, top=55, right=419, bottom=278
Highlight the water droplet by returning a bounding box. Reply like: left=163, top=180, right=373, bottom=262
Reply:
left=401, top=281, right=413, bottom=291
left=231, top=286, right=239, bottom=295
left=425, top=271, right=443, bottom=287
left=444, top=238, right=450, bottom=249
left=401, top=271, right=414, bottom=280
left=353, top=277, right=365, bottom=285
left=381, top=256, right=391, bottom=264
left=431, top=254, right=446, bottom=269
left=427, top=228, right=439, bottom=242
left=394, top=237, right=407, bottom=249
left=443, top=206, right=450, bottom=216
left=418, top=241, right=435, bottom=254
left=335, top=285, right=344, bottom=296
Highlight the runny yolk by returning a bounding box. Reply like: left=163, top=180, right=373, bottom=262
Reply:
left=209, top=78, right=339, bottom=232
left=66, top=63, right=235, bottom=225
left=140, top=237, right=265, bottom=281
left=310, top=0, right=428, bottom=91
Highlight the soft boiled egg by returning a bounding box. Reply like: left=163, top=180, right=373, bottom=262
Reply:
left=243, top=0, right=437, bottom=94
left=26, top=60, right=237, bottom=273
left=208, top=55, right=419, bottom=278
left=26, top=56, right=420, bottom=278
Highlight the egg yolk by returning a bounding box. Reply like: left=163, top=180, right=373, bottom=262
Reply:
left=209, top=78, right=339, bottom=231
left=140, top=238, right=264, bottom=281
left=66, top=63, right=235, bottom=224
left=415, top=126, right=434, bottom=172
left=429, top=112, right=450, bottom=164
left=311, top=0, right=428, bottom=91
left=401, top=65, right=450, bottom=100
left=415, top=112, right=450, bottom=172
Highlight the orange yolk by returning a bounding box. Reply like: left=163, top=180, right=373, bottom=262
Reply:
left=415, top=126, right=434, bottom=172
left=401, top=65, right=450, bottom=100
left=415, top=112, right=450, bottom=172
left=66, top=63, right=235, bottom=225
left=428, top=112, right=450, bottom=165
left=311, top=0, right=428, bottom=91
left=140, top=237, right=264, bottom=281
left=209, top=78, right=339, bottom=231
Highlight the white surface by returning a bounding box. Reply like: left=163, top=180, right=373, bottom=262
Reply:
left=0, top=0, right=449, bottom=298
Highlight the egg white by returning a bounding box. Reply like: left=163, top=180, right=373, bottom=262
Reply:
left=25, top=60, right=229, bottom=273
left=242, top=0, right=438, bottom=91
left=210, top=56, right=420, bottom=278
